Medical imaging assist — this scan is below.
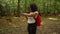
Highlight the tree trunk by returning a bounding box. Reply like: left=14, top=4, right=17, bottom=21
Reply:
left=16, top=0, right=20, bottom=17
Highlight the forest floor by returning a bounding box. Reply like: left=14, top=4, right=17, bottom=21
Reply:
left=0, top=15, right=60, bottom=34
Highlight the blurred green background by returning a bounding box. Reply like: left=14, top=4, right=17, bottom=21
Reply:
left=0, top=0, right=60, bottom=17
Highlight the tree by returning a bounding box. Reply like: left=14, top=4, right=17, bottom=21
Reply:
left=16, top=0, right=20, bottom=17
left=0, top=4, right=5, bottom=16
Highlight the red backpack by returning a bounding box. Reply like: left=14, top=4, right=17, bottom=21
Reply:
left=35, top=14, right=41, bottom=26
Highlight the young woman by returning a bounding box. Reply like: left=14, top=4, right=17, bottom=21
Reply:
left=21, top=3, right=38, bottom=34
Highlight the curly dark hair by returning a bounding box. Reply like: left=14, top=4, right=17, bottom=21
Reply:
left=29, top=3, right=38, bottom=12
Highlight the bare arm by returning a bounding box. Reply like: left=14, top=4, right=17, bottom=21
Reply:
left=21, top=11, right=38, bottom=17
left=21, top=13, right=35, bottom=17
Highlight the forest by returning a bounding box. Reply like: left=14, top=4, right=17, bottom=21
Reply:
left=0, top=0, right=60, bottom=17
left=0, top=0, right=60, bottom=34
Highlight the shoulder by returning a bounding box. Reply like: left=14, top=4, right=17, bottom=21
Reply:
left=29, top=11, right=38, bottom=15
left=34, top=11, right=39, bottom=14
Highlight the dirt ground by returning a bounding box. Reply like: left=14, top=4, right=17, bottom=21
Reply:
left=0, top=16, right=60, bottom=34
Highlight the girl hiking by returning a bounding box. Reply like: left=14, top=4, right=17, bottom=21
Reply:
left=21, top=3, right=41, bottom=34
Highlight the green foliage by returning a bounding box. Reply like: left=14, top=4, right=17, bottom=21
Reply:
left=0, top=0, right=60, bottom=16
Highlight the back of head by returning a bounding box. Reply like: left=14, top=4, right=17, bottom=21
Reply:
left=29, top=3, right=38, bottom=12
